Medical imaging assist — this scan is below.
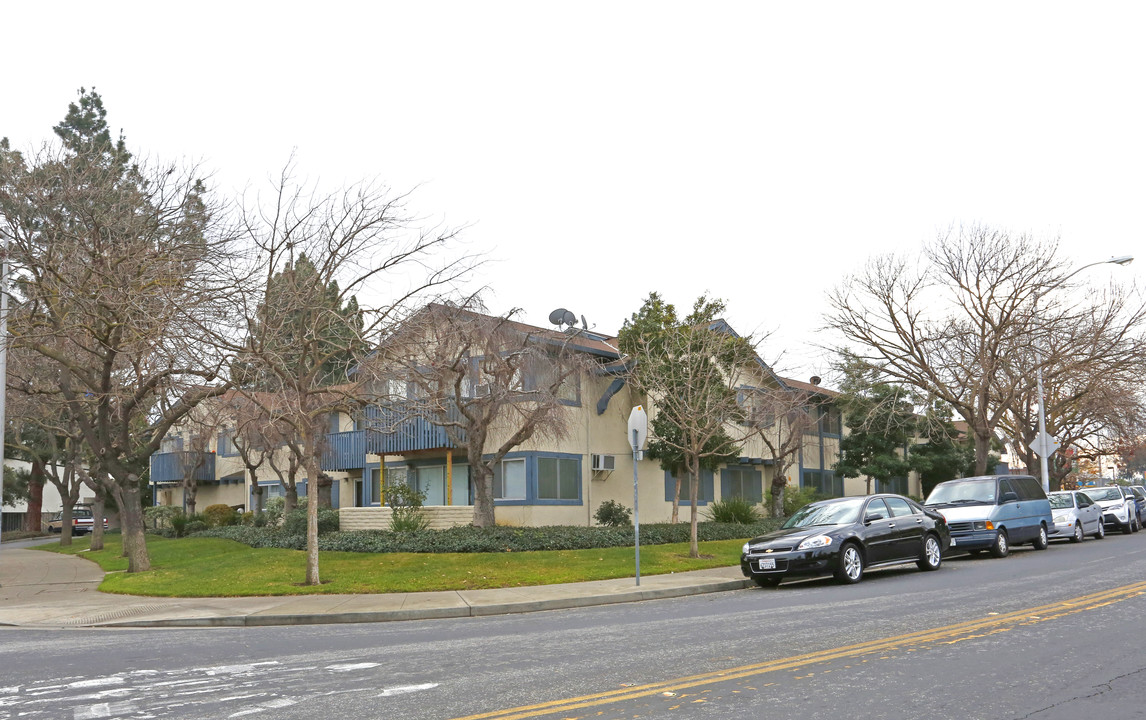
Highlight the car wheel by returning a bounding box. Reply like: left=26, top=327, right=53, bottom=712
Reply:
left=1032, top=524, right=1049, bottom=550
left=1122, top=518, right=1134, bottom=535
left=835, top=543, right=864, bottom=584
left=989, top=529, right=1009, bottom=558
left=1094, top=520, right=1106, bottom=540
left=1133, top=515, right=1141, bottom=533
left=753, top=575, right=781, bottom=588
left=1070, top=522, right=1083, bottom=543
left=917, top=534, right=942, bottom=571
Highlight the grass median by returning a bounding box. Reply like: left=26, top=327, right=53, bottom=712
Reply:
left=41, top=535, right=747, bottom=597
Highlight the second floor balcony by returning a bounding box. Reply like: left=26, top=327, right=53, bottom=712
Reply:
left=364, top=403, right=462, bottom=455
left=150, top=451, right=216, bottom=484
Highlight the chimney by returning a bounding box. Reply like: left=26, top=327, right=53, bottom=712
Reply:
left=810, top=376, right=821, bottom=386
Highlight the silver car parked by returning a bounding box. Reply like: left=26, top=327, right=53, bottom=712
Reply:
left=1048, top=491, right=1105, bottom=542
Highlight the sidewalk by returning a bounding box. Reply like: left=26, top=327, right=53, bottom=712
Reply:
left=0, top=546, right=753, bottom=629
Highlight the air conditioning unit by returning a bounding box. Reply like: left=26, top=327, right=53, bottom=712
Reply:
left=591, top=454, right=616, bottom=472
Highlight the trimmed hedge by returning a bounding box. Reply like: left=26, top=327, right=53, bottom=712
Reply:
left=196, top=518, right=785, bottom=554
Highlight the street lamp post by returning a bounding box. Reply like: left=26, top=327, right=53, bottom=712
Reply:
left=1033, top=255, right=1134, bottom=493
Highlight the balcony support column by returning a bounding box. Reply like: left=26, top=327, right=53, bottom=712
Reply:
left=446, top=450, right=453, bottom=506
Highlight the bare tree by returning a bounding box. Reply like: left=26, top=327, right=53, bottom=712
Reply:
left=372, top=303, right=591, bottom=528
left=828, top=227, right=1071, bottom=476
left=228, top=162, right=473, bottom=585
left=1, top=91, right=239, bottom=571
left=745, top=383, right=824, bottom=517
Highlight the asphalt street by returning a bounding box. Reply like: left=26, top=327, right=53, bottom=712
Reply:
left=2, top=531, right=1145, bottom=720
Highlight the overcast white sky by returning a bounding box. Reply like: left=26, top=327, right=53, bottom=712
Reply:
left=4, top=1, right=1144, bottom=381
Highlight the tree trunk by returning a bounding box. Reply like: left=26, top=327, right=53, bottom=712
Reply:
left=671, top=474, right=681, bottom=524
left=116, top=479, right=151, bottom=572
left=249, top=473, right=264, bottom=513
left=688, top=454, right=700, bottom=559
left=471, top=455, right=496, bottom=528
left=303, top=455, right=321, bottom=586
left=59, top=502, right=74, bottom=547
left=184, top=479, right=198, bottom=515
left=769, top=472, right=786, bottom=519
left=89, top=492, right=106, bottom=552
left=284, top=485, right=298, bottom=515
left=317, top=473, right=333, bottom=509
left=973, top=429, right=990, bottom=476
left=27, top=465, right=44, bottom=533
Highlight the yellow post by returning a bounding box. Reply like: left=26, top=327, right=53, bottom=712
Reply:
left=379, top=461, right=385, bottom=506
left=446, top=450, right=453, bottom=505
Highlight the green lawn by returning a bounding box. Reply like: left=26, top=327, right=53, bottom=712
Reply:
left=41, top=535, right=747, bottom=597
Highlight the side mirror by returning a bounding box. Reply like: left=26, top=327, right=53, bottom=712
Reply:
left=1000, top=491, right=1019, bottom=503
left=864, top=513, right=883, bottom=524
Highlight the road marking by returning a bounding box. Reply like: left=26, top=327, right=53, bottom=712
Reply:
left=327, top=663, right=381, bottom=672
left=450, top=581, right=1146, bottom=720
left=378, top=683, right=440, bottom=697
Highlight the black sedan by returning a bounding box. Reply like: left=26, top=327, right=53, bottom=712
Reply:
left=740, top=494, right=952, bottom=587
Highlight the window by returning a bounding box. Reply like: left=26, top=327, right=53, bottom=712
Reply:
left=160, top=436, right=183, bottom=453
left=865, top=498, right=890, bottom=520
left=664, top=469, right=714, bottom=505
left=875, top=476, right=908, bottom=495
left=538, top=457, right=579, bottom=500
left=802, top=469, right=842, bottom=496
left=884, top=496, right=915, bottom=517
left=737, top=388, right=775, bottom=427
left=494, top=458, right=526, bottom=500
left=217, top=432, right=238, bottom=457
left=721, top=466, right=762, bottom=503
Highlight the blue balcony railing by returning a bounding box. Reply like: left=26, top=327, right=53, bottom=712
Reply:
left=365, top=404, right=462, bottom=454
left=322, top=430, right=366, bottom=471
left=150, top=451, right=216, bottom=484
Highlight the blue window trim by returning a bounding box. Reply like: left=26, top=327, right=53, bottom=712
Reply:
left=493, top=451, right=583, bottom=506
left=721, top=465, right=763, bottom=503
left=216, top=431, right=240, bottom=458
left=664, top=469, right=715, bottom=506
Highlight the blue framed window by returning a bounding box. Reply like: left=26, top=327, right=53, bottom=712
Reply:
left=802, top=469, right=841, bottom=496
left=664, top=469, right=714, bottom=505
left=217, top=431, right=239, bottom=457
left=492, top=452, right=582, bottom=505
left=721, top=466, right=763, bottom=503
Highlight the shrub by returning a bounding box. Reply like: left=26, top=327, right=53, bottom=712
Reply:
left=240, top=511, right=255, bottom=526
left=144, top=505, right=184, bottom=530
left=253, top=512, right=268, bottom=528
left=185, top=520, right=208, bottom=534
left=281, top=506, right=341, bottom=535
left=199, top=517, right=788, bottom=554
left=768, top=486, right=825, bottom=518
left=169, top=511, right=190, bottom=538
left=263, top=496, right=286, bottom=528
left=386, top=482, right=430, bottom=533
left=704, top=497, right=761, bottom=524
left=202, top=504, right=238, bottom=528
left=594, top=500, right=633, bottom=527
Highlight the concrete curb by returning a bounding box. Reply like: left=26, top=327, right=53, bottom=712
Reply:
left=105, top=578, right=756, bottom=628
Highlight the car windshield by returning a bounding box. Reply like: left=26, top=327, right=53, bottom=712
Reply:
left=782, top=498, right=865, bottom=529
left=926, top=479, right=995, bottom=505
left=1086, top=487, right=1123, bottom=502
left=1048, top=494, right=1074, bottom=509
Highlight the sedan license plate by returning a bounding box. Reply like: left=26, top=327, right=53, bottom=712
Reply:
left=758, top=558, right=776, bottom=570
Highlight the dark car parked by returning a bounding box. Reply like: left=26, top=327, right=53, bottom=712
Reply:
left=740, top=494, right=951, bottom=587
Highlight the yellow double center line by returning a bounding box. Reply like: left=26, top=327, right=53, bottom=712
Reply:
left=452, top=581, right=1146, bottom=720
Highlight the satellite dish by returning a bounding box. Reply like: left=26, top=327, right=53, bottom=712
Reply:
left=581, top=315, right=589, bottom=330
left=562, top=310, right=577, bottom=327
left=549, top=308, right=569, bottom=326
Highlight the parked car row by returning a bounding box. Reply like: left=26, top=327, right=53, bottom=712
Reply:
left=741, top=475, right=1145, bottom=588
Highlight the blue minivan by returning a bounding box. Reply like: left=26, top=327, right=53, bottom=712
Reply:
left=924, top=475, right=1054, bottom=557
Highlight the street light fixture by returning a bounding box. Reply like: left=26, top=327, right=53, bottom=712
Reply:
left=1033, top=255, right=1134, bottom=492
